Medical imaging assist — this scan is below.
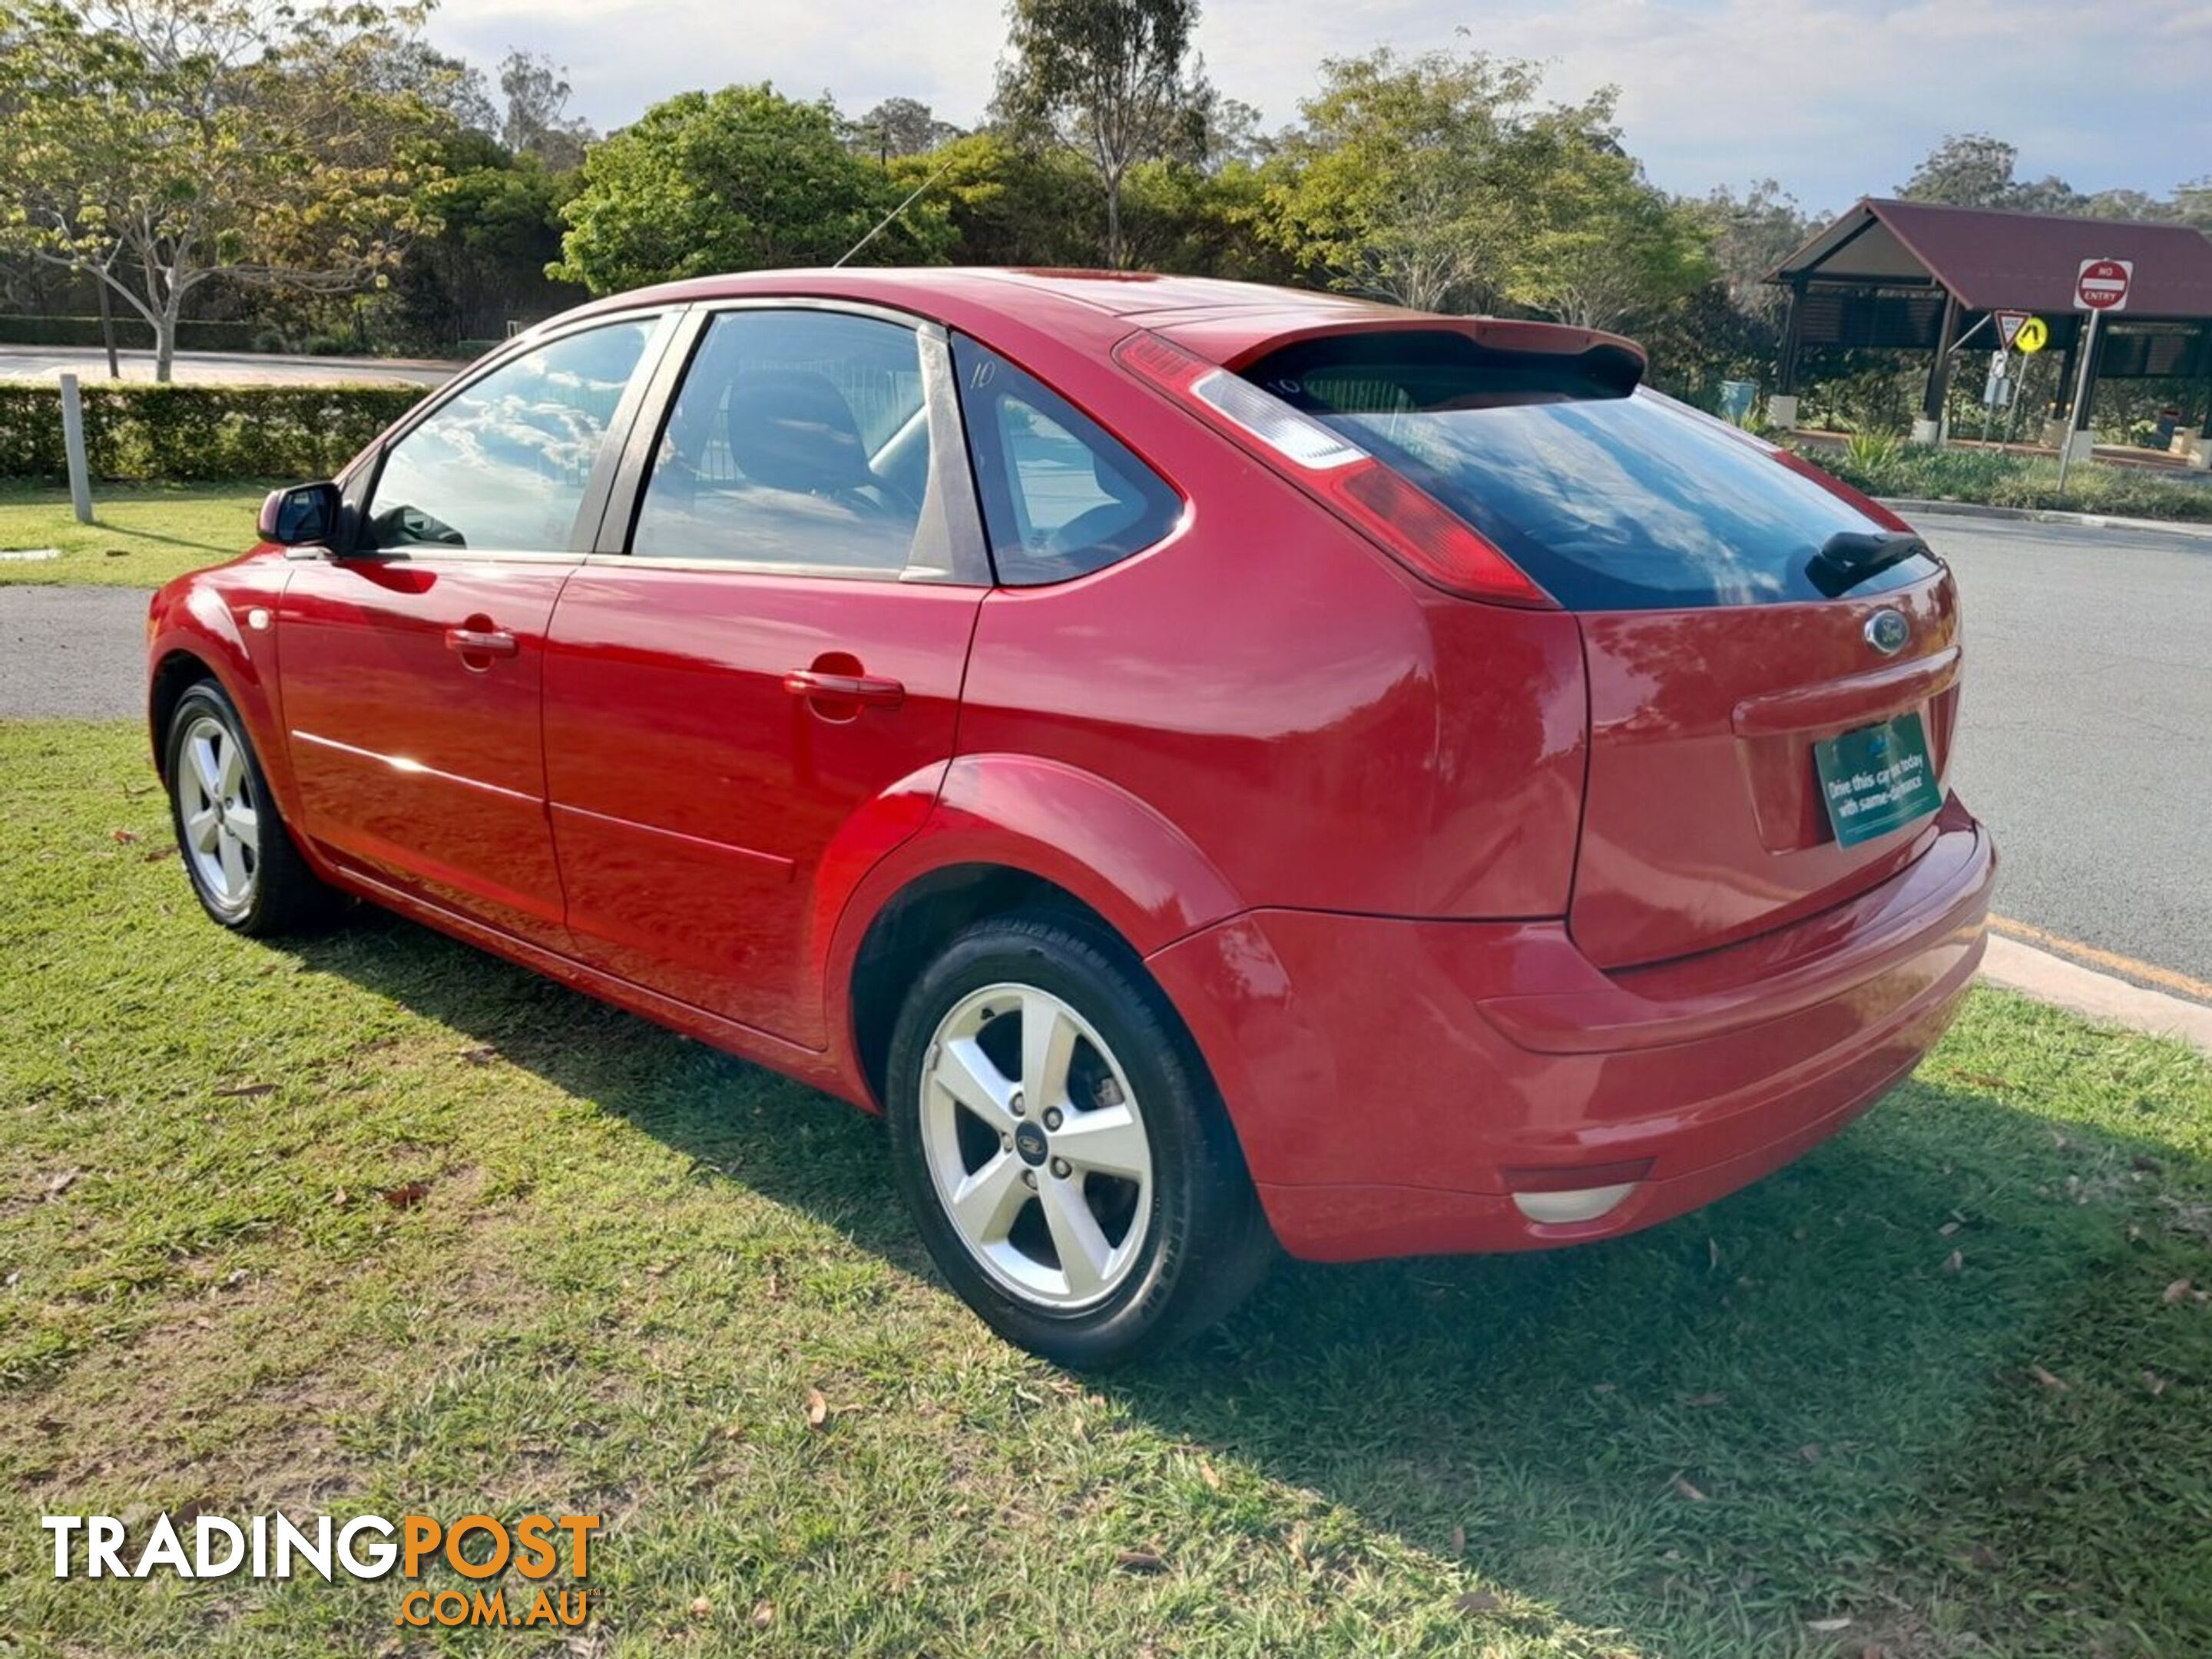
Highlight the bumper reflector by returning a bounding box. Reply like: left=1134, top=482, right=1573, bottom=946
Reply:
left=1503, top=1159, right=1651, bottom=1224
left=1510, top=1183, right=1639, bottom=1224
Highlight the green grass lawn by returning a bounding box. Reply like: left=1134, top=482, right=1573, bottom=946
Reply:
left=3, top=720, right=2208, bottom=1658
left=0, top=482, right=267, bottom=588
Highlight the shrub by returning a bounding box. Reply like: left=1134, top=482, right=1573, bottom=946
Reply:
left=1793, top=436, right=2212, bottom=524
left=0, top=383, right=425, bottom=482
left=1843, top=429, right=1904, bottom=473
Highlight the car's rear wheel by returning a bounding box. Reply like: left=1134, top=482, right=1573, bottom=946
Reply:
left=886, top=912, right=1273, bottom=1368
left=164, top=680, right=335, bottom=935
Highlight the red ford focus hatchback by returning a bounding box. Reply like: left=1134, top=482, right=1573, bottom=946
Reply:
left=147, top=270, right=1993, bottom=1366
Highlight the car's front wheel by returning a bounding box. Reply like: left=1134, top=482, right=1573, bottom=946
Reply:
left=164, top=680, right=335, bottom=936
left=886, top=912, right=1273, bottom=1368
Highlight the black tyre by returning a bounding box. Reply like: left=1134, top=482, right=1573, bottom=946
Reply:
left=886, top=911, right=1273, bottom=1368
left=164, top=680, right=336, bottom=936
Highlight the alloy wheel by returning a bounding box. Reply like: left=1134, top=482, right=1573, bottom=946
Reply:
left=919, top=982, right=1154, bottom=1310
left=175, top=712, right=260, bottom=915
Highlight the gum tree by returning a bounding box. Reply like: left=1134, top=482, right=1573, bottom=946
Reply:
left=1263, top=46, right=1552, bottom=313
left=995, top=0, right=1210, bottom=268
left=0, top=0, right=443, bottom=379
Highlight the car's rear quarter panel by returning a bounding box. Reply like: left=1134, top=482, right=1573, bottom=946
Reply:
left=951, top=348, right=1588, bottom=924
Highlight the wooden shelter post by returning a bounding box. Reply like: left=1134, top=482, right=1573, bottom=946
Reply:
left=1914, top=291, right=1961, bottom=444
left=1769, top=280, right=1806, bottom=428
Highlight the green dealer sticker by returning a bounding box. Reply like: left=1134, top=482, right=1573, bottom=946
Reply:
left=1813, top=713, right=1942, bottom=848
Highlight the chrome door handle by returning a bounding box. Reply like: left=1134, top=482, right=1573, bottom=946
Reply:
left=445, top=626, right=518, bottom=658
left=781, top=668, right=905, bottom=710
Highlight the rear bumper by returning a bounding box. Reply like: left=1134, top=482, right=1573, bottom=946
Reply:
left=1147, top=795, right=1994, bottom=1262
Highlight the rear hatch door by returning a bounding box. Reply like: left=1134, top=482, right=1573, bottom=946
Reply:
left=1236, top=330, right=1959, bottom=968
left=1575, top=572, right=1959, bottom=968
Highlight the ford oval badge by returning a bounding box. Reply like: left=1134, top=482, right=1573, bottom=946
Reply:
left=1864, top=609, right=1909, bottom=656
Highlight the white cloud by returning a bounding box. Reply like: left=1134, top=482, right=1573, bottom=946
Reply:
left=425, top=0, right=2212, bottom=210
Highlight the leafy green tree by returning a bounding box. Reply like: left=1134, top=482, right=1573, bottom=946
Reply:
left=995, top=0, right=1210, bottom=267
left=1262, top=46, right=1553, bottom=312
left=551, top=84, right=954, bottom=293
left=364, top=37, right=498, bottom=137
left=846, top=97, right=962, bottom=164
left=498, top=50, right=595, bottom=172
left=1121, top=159, right=1293, bottom=281
left=886, top=131, right=1099, bottom=267
left=2174, top=177, right=2212, bottom=233
left=1501, top=114, right=1714, bottom=331
left=1193, top=93, right=1270, bottom=170
left=1700, top=179, right=1815, bottom=323
left=392, top=134, right=581, bottom=346
left=0, top=0, right=444, bottom=379
left=1897, top=133, right=2090, bottom=216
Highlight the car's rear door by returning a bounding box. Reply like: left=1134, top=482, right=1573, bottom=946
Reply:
left=540, top=302, right=988, bottom=1048
left=1240, top=331, right=1962, bottom=968
left=278, top=313, right=671, bottom=949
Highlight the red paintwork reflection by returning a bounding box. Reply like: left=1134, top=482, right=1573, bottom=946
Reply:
left=541, top=562, right=980, bottom=1048
left=277, top=557, right=574, bottom=949
left=1571, top=569, right=1962, bottom=969
left=1151, top=796, right=1992, bottom=1259
left=958, top=433, right=1589, bottom=923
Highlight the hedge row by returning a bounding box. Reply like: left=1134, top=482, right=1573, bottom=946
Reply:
left=0, top=383, right=426, bottom=482
left=0, top=315, right=277, bottom=353
left=1803, top=440, right=2212, bottom=524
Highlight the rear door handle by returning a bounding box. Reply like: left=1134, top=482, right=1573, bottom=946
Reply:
left=782, top=668, right=905, bottom=710
left=445, top=626, right=519, bottom=658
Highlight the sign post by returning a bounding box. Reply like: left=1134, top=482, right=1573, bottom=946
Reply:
left=58, top=373, right=93, bottom=526
left=2008, top=316, right=2048, bottom=444
left=2058, top=260, right=2133, bottom=492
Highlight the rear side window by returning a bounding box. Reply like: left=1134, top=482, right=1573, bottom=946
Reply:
left=953, top=336, right=1181, bottom=584
left=1245, top=331, right=1939, bottom=611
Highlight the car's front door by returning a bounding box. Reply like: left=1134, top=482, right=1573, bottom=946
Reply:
left=278, top=315, right=668, bottom=948
left=541, top=304, right=988, bottom=1047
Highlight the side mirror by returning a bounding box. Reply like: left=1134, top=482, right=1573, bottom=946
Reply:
left=257, top=482, right=341, bottom=547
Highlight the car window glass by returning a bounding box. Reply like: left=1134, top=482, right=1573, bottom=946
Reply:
left=952, top=336, right=1180, bottom=585
left=366, top=320, right=653, bottom=553
left=630, top=310, right=931, bottom=572
left=1245, top=330, right=1938, bottom=611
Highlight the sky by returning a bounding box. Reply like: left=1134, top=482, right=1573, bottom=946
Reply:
left=424, top=0, right=2212, bottom=216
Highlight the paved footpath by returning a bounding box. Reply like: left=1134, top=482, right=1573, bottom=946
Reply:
left=0, top=343, right=456, bottom=389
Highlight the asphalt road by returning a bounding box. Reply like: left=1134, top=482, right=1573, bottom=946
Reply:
left=0, top=344, right=459, bottom=388
left=2, top=510, right=2205, bottom=989
left=1913, top=512, right=2212, bottom=993
left=0, top=585, right=147, bottom=719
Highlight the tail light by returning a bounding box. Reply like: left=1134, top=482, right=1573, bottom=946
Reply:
left=1114, top=332, right=1555, bottom=608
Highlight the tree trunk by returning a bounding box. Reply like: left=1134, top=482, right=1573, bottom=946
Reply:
left=156, top=282, right=184, bottom=383
left=96, top=279, right=120, bottom=379
left=1105, top=176, right=1124, bottom=270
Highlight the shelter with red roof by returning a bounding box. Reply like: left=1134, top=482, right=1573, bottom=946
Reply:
left=1765, top=197, right=2212, bottom=465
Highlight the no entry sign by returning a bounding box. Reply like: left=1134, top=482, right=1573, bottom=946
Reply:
left=2075, top=258, right=2133, bottom=312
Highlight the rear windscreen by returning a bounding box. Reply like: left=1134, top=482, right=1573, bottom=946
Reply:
left=1243, top=332, right=1939, bottom=611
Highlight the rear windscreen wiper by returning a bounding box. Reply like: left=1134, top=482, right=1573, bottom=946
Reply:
left=1806, top=529, right=1930, bottom=598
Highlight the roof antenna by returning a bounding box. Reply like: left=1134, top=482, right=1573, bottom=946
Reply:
left=834, top=153, right=959, bottom=268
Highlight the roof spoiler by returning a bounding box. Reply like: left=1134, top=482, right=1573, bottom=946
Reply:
left=1197, top=316, right=1648, bottom=392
